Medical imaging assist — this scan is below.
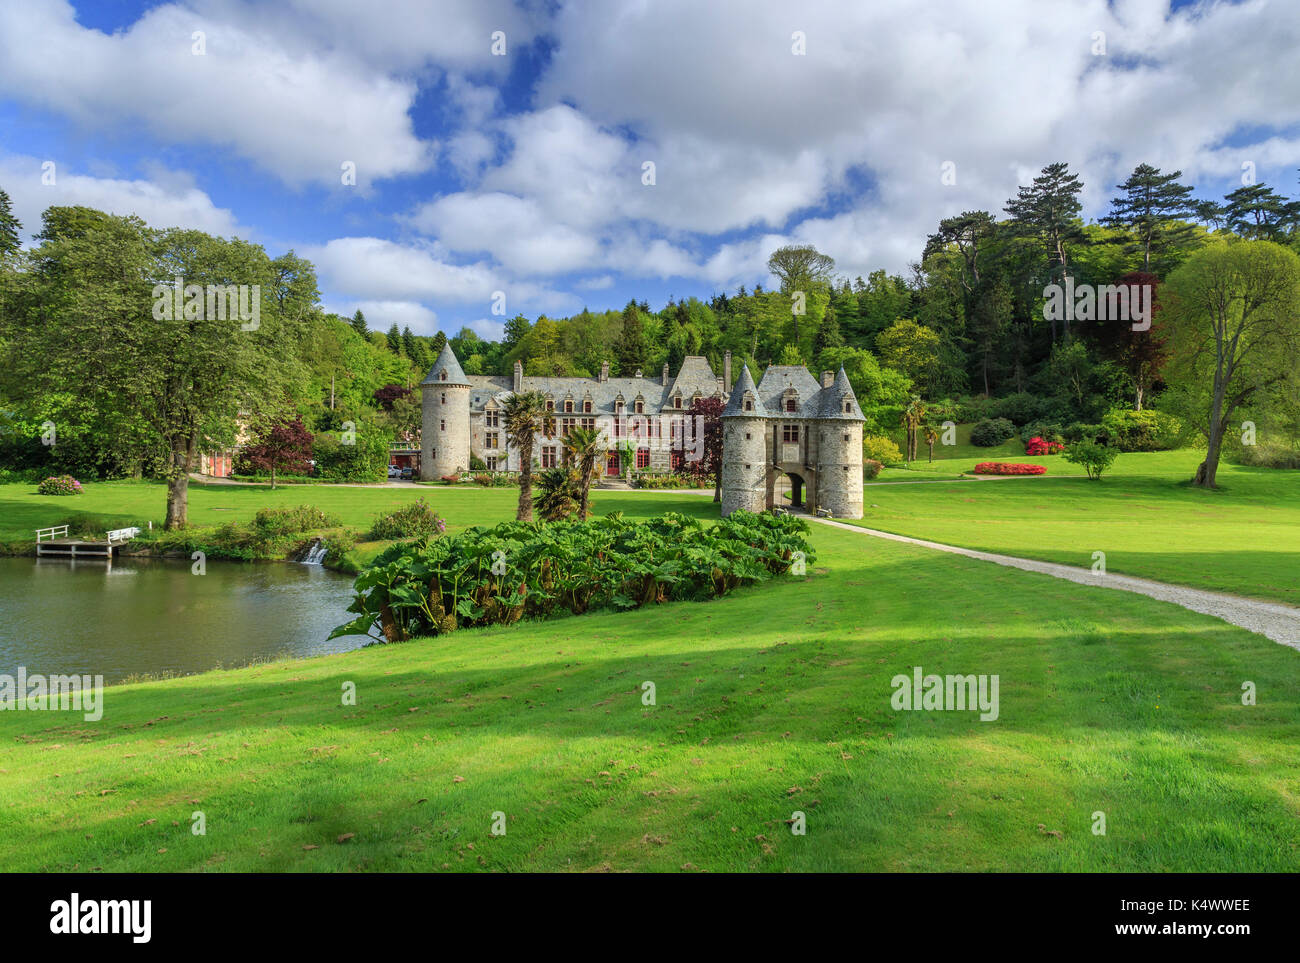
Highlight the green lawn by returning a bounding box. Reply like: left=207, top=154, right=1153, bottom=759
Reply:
left=872, top=422, right=1052, bottom=480
left=0, top=487, right=1298, bottom=872
left=848, top=450, right=1300, bottom=605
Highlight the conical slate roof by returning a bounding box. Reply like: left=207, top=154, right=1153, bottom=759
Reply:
left=817, top=366, right=865, bottom=421
left=421, top=343, right=471, bottom=386
left=721, top=364, right=768, bottom=417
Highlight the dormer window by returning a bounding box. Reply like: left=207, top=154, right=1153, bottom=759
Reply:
left=583, top=400, right=592, bottom=413
left=439, top=371, right=447, bottom=381
left=545, top=400, right=554, bottom=411
left=673, top=396, right=682, bottom=409
left=564, top=400, right=574, bottom=413
left=634, top=400, right=644, bottom=414
left=785, top=399, right=796, bottom=412
left=844, top=401, right=851, bottom=413
left=744, top=398, right=754, bottom=412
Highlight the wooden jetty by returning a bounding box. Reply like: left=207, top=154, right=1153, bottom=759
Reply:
left=35, top=525, right=141, bottom=560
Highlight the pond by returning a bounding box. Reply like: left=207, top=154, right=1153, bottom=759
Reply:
left=0, top=555, right=370, bottom=684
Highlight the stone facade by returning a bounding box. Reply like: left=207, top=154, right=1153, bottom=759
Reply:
left=420, top=346, right=865, bottom=518
left=719, top=363, right=865, bottom=519
left=421, top=346, right=731, bottom=478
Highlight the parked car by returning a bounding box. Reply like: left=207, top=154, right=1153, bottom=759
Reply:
left=399, top=466, right=414, bottom=479
left=387, top=465, right=400, bottom=478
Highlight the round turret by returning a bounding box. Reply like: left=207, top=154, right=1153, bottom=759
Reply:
left=421, top=344, right=472, bottom=478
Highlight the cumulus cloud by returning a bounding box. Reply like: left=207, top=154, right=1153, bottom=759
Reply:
left=0, top=154, right=241, bottom=240
left=0, top=0, right=432, bottom=186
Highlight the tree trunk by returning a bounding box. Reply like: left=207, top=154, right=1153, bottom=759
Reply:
left=713, top=469, right=721, bottom=502
left=165, top=455, right=189, bottom=529
left=1194, top=422, right=1224, bottom=489
left=516, top=438, right=534, bottom=521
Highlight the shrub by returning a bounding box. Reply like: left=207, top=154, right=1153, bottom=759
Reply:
left=863, top=459, right=884, bottom=480
left=1061, top=422, right=1104, bottom=443
left=1236, top=444, right=1300, bottom=469
left=1100, top=409, right=1184, bottom=452
left=1024, top=436, right=1065, bottom=456
left=252, top=505, right=340, bottom=535
left=1064, top=440, right=1118, bottom=480
left=1019, top=419, right=1064, bottom=444
left=368, top=498, right=446, bottom=541
left=37, top=475, right=82, bottom=496
left=632, top=473, right=709, bottom=490
left=862, top=435, right=903, bottom=466
left=331, top=511, right=816, bottom=642
left=991, top=392, right=1047, bottom=426
left=969, top=418, right=1017, bottom=447
left=469, top=453, right=488, bottom=471
left=972, top=462, right=1047, bottom=475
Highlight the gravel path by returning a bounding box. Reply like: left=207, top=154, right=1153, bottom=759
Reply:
left=815, top=518, right=1300, bottom=651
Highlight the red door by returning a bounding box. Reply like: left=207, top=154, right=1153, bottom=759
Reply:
left=606, top=452, right=620, bottom=476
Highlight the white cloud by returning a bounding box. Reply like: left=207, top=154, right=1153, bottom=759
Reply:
left=0, top=154, right=241, bottom=240
left=0, top=0, right=431, bottom=186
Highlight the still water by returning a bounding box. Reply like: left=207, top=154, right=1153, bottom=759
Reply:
left=0, top=556, right=370, bottom=683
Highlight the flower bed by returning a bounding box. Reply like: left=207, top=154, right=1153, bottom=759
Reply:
left=972, top=462, right=1047, bottom=476
left=37, top=475, right=83, bottom=495
left=1024, top=436, right=1065, bottom=456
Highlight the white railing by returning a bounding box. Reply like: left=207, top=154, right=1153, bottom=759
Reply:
left=106, top=527, right=141, bottom=543
left=35, top=525, right=69, bottom=542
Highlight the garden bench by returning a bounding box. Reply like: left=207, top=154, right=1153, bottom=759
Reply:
left=106, top=527, right=142, bottom=543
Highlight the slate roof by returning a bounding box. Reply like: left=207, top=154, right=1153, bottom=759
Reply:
left=817, top=367, right=866, bottom=421
left=459, top=353, right=723, bottom=415
left=421, top=343, right=471, bottom=386
left=721, top=365, right=769, bottom=418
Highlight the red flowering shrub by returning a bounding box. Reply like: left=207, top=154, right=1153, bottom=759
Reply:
left=1025, top=436, right=1065, bottom=456
left=972, top=462, right=1047, bottom=475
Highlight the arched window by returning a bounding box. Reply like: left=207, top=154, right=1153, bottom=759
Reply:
left=439, top=371, right=447, bottom=381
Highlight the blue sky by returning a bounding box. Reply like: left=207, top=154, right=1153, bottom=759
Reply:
left=2, top=0, right=1298, bottom=339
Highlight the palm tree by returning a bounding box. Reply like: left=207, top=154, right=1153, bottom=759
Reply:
left=502, top=390, right=552, bottom=521
left=900, top=396, right=927, bottom=462
left=562, top=426, right=605, bottom=519
left=923, top=424, right=939, bottom=463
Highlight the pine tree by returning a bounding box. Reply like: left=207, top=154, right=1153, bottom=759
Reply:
left=813, top=301, right=844, bottom=363
left=350, top=308, right=368, bottom=337
left=1004, top=161, right=1086, bottom=337
left=1221, top=183, right=1300, bottom=242
left=1102, top=164, right=1198, bottom=272
left=0, top=187, right=22, bottom=260
left=615, top=301, right=648, bottom=374
left=430, top=330, right=447, bottom=357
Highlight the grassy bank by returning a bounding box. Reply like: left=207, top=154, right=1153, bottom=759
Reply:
left=0, top=491, right=1297, bottom=872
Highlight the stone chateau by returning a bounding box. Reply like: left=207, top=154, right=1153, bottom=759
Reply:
left=420, top=343, right=864, bottom=518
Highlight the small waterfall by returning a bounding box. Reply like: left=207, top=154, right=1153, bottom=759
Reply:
left=301, top=539, right=328, bottom=565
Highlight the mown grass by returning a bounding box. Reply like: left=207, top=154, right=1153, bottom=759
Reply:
left=0, top=491, right=1297, bottom=872
left=847, top=450, right=1300, bottom=605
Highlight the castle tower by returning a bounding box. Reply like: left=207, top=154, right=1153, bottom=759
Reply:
left=720, top=365, right=770, bottom=516
left=814, top=366, right=865, bottom=519
left=421, top=343, right=472, bottom=478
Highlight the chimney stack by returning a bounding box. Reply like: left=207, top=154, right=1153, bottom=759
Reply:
left=513, top=359, right=523, bottom=392
left=821, top=370, right=834, bottom=388
left=634, top=368, right=643, bottom=378
left=599, top=360, right=610, bottom=382
left=662, top=362, right=670, bottom=383
left=724, top=350, right=732, bottom=389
